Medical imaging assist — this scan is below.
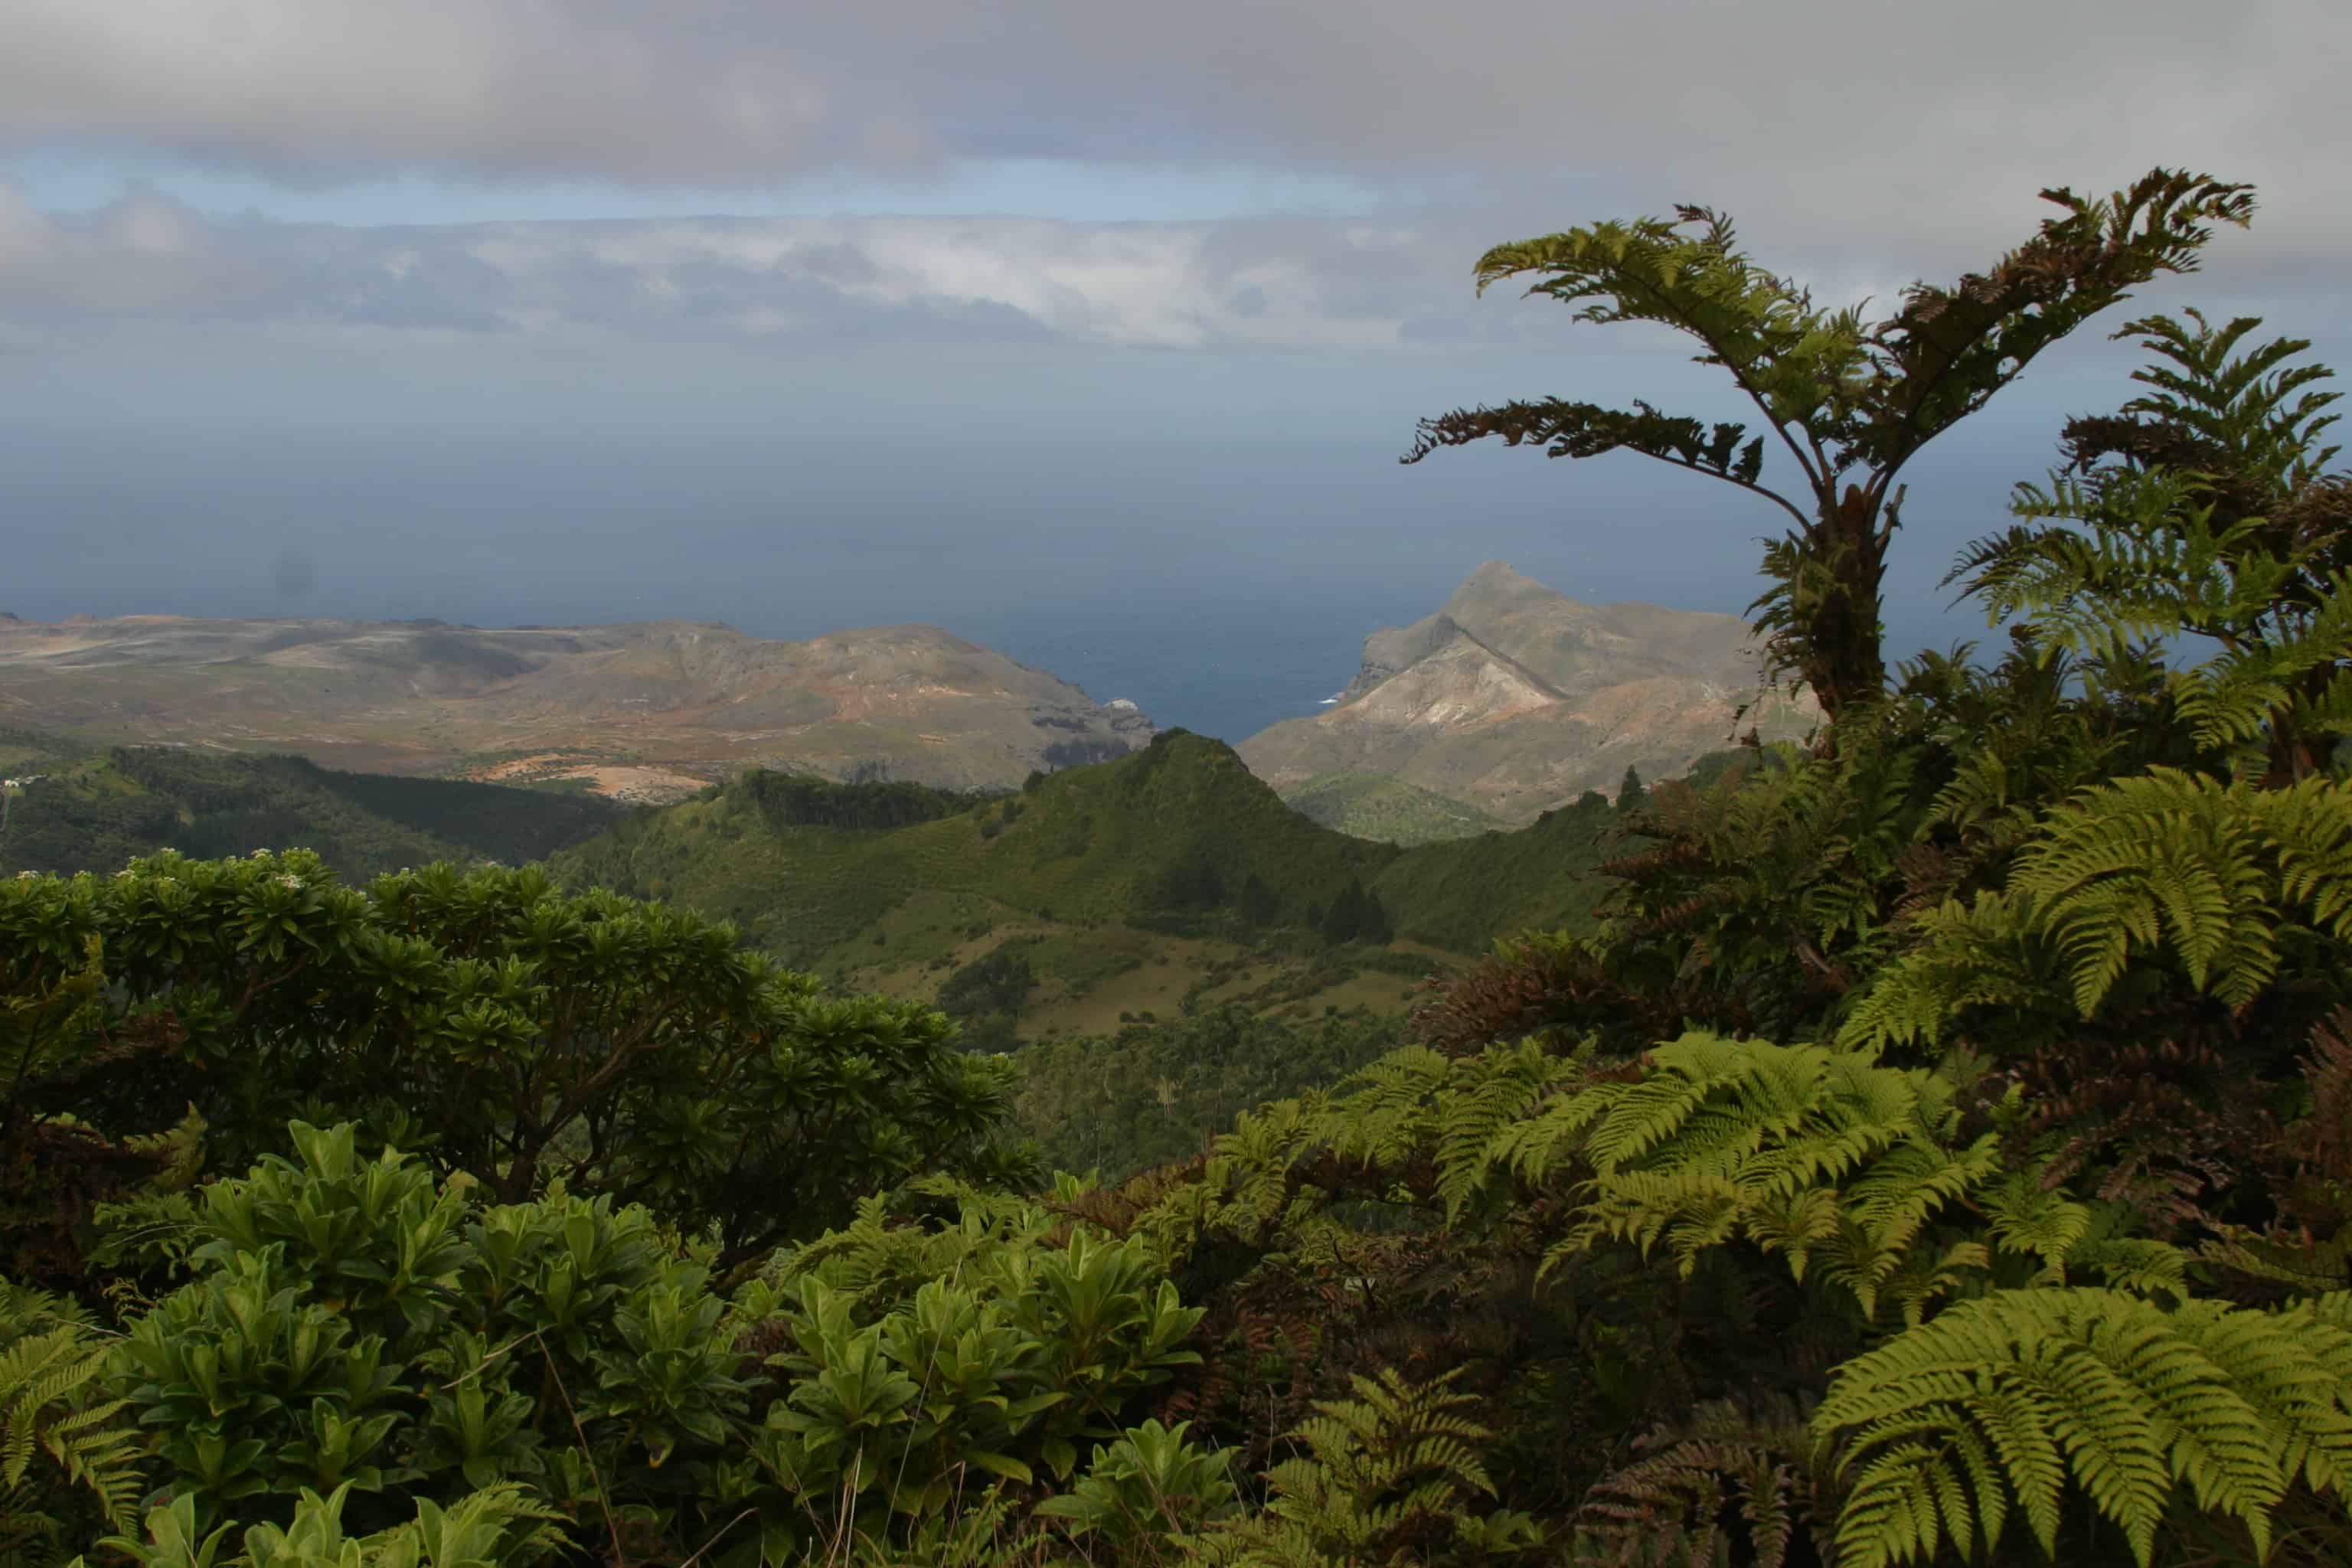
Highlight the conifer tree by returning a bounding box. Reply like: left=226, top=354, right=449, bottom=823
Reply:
left=1321, top=881, right=1370, bottom=945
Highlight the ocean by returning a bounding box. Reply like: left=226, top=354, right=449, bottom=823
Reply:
left=951, top=581, right=1446, bottom=743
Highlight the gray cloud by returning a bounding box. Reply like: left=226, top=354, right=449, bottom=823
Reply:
left=4, top=2, right=2345, bottom=260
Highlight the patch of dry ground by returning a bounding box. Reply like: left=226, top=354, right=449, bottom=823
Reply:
left=0, top=612, right=1153, bottom=795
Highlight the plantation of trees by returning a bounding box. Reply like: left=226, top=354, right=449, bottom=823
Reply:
left=8, top=165, right=2352, bottom=1566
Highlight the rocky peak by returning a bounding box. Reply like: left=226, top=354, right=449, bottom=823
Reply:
left=1240, top=561, right=1818, bottom=824
left=1442, top=560, right=1586, bottom=626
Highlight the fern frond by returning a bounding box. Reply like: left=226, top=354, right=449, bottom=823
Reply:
left=1815, top=1287, right=2352, bottom=1567
left=1, top=1304, right=141, bottom=1544
left=1844, top=769, right=2352, bottom=1048
left=1550, top=1034, right=1998, bottom=1315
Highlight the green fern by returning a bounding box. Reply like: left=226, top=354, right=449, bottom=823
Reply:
left=1955, top=309, right=2351, bottom=784
left=1531, top=1034, right=2004, bottom=1320
left=1813, top=1286, right=2352, bottom=1567
left=1, top=1279, right=142, bottom=1560
left=1844, top=768, right=2352, bottom=1050
left=1187, top=1367, right=1541, bottom=1566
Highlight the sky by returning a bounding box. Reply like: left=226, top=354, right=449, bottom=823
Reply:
left=4, top=1, right=2350, bottom=737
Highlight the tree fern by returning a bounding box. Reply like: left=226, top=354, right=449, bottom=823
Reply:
left=1813, top=1287, right=2352, bottom=1567
left=1954, top=309, right=2350, bottom=784
left=1406, top=171, right=2255, bottom=720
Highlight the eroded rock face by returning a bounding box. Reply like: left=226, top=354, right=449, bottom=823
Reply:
left=1240, top=562, right=1818, bottom=824
left=0, top=614, right=1152, bottom=801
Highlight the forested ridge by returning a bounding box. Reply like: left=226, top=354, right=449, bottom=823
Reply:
left=10, top=165, right=2352, bottom=1568
left=547, top=730, right=1625, bottom=965
left=0, top=743, right=627, bottom=881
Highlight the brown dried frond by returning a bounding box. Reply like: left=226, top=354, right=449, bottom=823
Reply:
left=1574, top=1395, right=1839, bottom=1568
left=2011, top=1031, right=2274, bottom=1236
left=1629, top=890, right=1735, bottom=939
left=1596, top=838, right=1713, bottom=882
left=1410, top=942, right=1684, bottom=1057
left=2290, top=1008, right=2352, bottom=1182
left=1893, top=841, right=1965, bottom=918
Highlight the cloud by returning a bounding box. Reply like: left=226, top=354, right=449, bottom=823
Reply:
left=2, top=2, right=853, bottom=181
left=0, top=188, right=1596, bottom=350
left=4, top=2, right=2345, bottom=258
left=5, top=178, right=2346, bottom=371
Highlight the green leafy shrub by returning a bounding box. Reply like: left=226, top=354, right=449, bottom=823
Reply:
left=730, top=1187, right=1206, bottom=1558
left=109, top=1122, right=754, bottom=1550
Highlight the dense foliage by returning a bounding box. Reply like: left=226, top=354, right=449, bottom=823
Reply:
left=737, top=771, right=991, bottom=834
left=0, top=746, right=626, bottom=882
left=0, top=859, right=1028, bottom=1279
left=9, top=167, right=2352, bottom=1568
left=1009, top=1007, right=1403, bottom=1181
left=1278, top=773, right=1510, bottom=846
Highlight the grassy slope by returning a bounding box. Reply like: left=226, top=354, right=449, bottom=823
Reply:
left=1281, top=771, right=1511, bottom=845
left=0, top=741, right=629, bottom=881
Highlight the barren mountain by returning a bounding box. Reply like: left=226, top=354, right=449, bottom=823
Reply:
left=0, top=613, right=1152, bottom=801
left=1239, top=563, right=1818, bottom=823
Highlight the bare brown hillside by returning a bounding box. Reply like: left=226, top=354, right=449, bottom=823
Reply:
left=0, top=614, right=1152, bottom=801
left=1238, top=563, right=1818, bottom=823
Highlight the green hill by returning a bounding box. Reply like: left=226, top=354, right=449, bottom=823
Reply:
left=554, top=730, right=1630, bottom=972
left=1282, top=770, right=1511, bottom=844
left=555, top=730, right=1388, bottom=957
left=0, top=740, right=629, bottom=880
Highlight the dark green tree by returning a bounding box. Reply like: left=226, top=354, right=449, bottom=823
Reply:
left=1153, top=847, right=1227, bottom=912
left=1321, top=880, right=1387, bottom=946
left=1404, top=169, right=2254, bottom=730
left=1236, top=871, right=1281, bottom=928
left=1615, top=765, right=1648, bottom=812
left=937, top=947, right=1037, bottom=1024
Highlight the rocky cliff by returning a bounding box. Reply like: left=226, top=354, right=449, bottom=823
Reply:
left=1239, top=562, right=1817, bottom=823
left=0, top=614, right=1152, bottom=801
